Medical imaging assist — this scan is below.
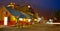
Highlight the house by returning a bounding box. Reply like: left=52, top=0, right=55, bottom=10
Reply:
left=0, top=2, right=39, bottom=26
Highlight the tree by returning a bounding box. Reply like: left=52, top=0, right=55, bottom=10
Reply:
left=55, top=10, right=60, bottom=20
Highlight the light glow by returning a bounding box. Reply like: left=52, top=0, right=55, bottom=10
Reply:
left=27, top=19, right=31, bottom=22
left=19, top=18, right=23, bottom=21
left=49, top=19, right=53, bottom=22
left=46, top=23, right=60, bottom=24
left=37, top=18, right=42, bottom=22
left=28, top=5, right=30, bottom=8
left=4, top=17, right=8, bottom=26
left=34, top=19, right=37, bottom=21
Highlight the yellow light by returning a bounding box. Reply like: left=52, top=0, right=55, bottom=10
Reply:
left=23, top=18, right=26, bottom=21
left=12, top=16, right=16, bottom=21
left=34, top=19, right=37, bottom=21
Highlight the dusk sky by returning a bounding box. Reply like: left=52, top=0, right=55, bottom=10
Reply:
left=0, top=0, right=60, bottom=9
left=0, top=0, right=60, bottom=18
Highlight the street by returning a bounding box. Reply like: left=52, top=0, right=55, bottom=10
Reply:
left=0, top=23, right=60, bottom=31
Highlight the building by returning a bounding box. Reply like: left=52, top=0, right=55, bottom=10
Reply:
left=0, top=2, right=39, bottom=26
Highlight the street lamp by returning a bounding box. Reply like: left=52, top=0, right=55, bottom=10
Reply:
left=28, top=5, right=30, bottom=8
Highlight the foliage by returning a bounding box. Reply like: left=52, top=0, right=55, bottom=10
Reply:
left=55, top=10, right=60, bottom=20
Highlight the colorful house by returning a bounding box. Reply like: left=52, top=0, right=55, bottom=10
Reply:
left=0, top=2, right=39, bottom=26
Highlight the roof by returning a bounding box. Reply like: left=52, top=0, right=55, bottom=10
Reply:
left=5, top=7, right=25, bottom=18
left=5, top=7, right=33, bottom=18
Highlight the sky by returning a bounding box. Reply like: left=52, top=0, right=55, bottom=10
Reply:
left=0, top=0, right=60, bottom=9
left=0, top=0, right=60, bottom=18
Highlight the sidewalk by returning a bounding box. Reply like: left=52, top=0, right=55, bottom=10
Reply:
left=0, top=25, right=15, bottom=28
left=0, top=25, right=4, bottom=28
